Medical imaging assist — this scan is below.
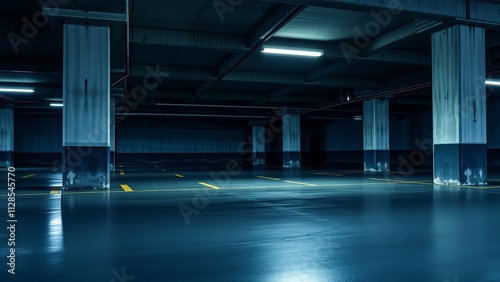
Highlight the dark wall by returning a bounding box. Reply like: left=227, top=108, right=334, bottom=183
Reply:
left=322, top=119, right=364, bottom=164
left=10, top=106, right=500, bottom=168
left=321, top=111, right=434, bottom=167
left=116, top=119, right=248, bottom=164
left=14, top=114, right=62, bottom=166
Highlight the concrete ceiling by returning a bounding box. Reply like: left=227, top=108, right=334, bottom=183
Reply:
left=1, top=0, right=500, bottom=122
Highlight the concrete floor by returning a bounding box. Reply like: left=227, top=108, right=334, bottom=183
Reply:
left=1, top=165, right=500, bottom=281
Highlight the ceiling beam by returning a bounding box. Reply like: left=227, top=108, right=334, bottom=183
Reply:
left=306, top=61, right=359, bottom=83
left=132, top=28, right=431, bottom=66
left=268, top=85, right=303, bottom=99
left=142, top=90, right=332, bottom=104
left=268, top=61, right=361, bottom=99
left=360, top=19, right=441, bottom=57
left=133, top=28, right=247, bottom=52
left=42, top=7, right=127, bottom=22
left=192, top=4, right=306, bottom=102
left=260, top=0, right=500, bottom=24
left=130, top=65, right=386, bottom=89
left=385, top=68, right=431, bottom=88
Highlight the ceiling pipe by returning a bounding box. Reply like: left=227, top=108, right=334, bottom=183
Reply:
left=189, top=4, right=306, bottom=103
left=116, top=113, right=267, bottom=119
left=155, top=102, right=357, bottom=113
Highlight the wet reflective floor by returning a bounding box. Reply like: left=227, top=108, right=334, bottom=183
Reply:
left=1, top=165, right=500, bottom=281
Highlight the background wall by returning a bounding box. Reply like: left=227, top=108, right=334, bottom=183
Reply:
left=487, top=99, right=500, bottom=166
left=9, top=104, right=500, bottom=167
left=116, top=118, right=248, bottom=164
left=14, top=114, right=62, bottom=166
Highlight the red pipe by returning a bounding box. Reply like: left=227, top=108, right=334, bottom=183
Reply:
left=300, top=83, right=432, bottom=116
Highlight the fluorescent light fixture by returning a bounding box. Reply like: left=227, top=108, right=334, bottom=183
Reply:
left=0, top=87, right=34, bottom=93
left=261, top=46, right=324, bottom=57
left=50, top=103, right=63, bottom=107
left=354, top=116, right=363, bottom=121
left=486, top=79, right=500, bottom=86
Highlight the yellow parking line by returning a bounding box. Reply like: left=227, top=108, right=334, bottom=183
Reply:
left=199, top=182, right=221, bottom=190
left=120, top=184, right=133, bottom=192
left=314, top=172, right=343, bottom=177
left=257, top=176, right=280, bottom=181
left=0, top=181, right=403, bottom=197
left=369, top=178, right=431, bottom=186
left=284, top=180, right=317, bottom=187
left=50, top=188, right=60, bottom=194
left=175, top=174, right=185, bottom=178
left=22, top=174, right=37, bottom=178
left=120, top=170, right=125, bottom=176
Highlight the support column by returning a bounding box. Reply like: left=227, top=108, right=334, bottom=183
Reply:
left=110, top=103, right=115, bottom=172
left=282, top=113, right=301, bottom=168
left=252, top=125, right=265, bottom=165
left=432, top=25, right=487, bottom=185
left=63, top=24, right=110, bottom=189
left=0, top=108, right=14, bottom=167
left=363, top=99, right=389, bottom=171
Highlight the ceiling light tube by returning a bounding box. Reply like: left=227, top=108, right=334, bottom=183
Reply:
left=261, top=46, right=324, bottom=57
left=485, top=79, right=500, bottom=86
left=50, top=103, right=63, bottom=107
left=0, top=87, right=34, bottom=93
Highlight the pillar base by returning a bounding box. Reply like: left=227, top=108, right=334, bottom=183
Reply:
left=110, top=151, right=115, bottom=172
left=283, top=151, right=300, bottom=168
left=253, top=152, right=265, bottom=166
left=434, top=144, right=487, bottom=185
left=364, top=150, right=389, bottom=171
left=0, top=151, right=13, bottom=167
left=63, top=146, right=110, bottom=189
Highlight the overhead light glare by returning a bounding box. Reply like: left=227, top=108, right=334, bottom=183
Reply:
left=0, top=87, right=34, bottom=93
left=50, top=103, right=63, bottom=107
left=354, top=116, right=363, bottom=121
left=261, top=46, right=323, bottom=57
left=485, top=79, right=500, bottom=86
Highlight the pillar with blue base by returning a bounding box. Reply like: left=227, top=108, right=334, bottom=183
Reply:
left=432, top=25, right=487, bottom=185
left=0, top=108, right=14, bottom=168
left=282, top=113, right=301, bottom=168
left=252, top=125, right=265, bottom=166
left=363, top=99, right=389, bottom=172
left=62, top=24, right=110, bottom=190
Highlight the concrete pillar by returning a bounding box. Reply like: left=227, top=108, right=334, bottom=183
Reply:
left=282, top=113, right=301, bottom=168
left=0, top=108, right=14, bottom=167
left=110, top=102, right=115, bottom=172
left=252, top=125, right=265, bottom=165
left=62, top=24, right=110, bottom=189
left=363, top=99, right=389, bottom=171
left=432, top=25, right=487, bottom=185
